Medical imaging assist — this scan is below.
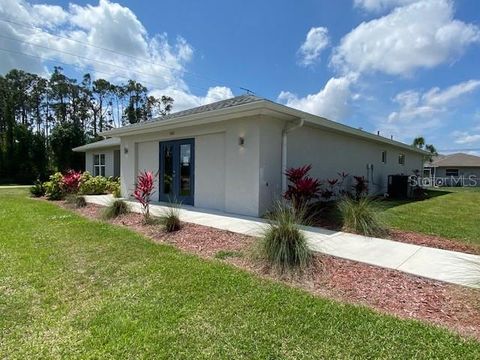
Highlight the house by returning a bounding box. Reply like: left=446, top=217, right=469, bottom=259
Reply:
left=424, top=153, right=480, bottom=187
left=75, top=95, right=426, bottom=217
left=72, top=137, right=121, bottom=178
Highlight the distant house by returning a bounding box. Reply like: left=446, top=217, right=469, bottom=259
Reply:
left=72, top=95, right=426, bottom=217
left=73, top=138, right=120, bottom=178
left=424, top=153, right=480, bottom=187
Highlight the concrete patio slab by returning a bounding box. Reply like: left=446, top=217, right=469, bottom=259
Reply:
left=83, top=195, right=480, bottom=288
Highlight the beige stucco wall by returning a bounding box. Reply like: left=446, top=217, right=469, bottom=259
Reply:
left=119, top=116, right=261, bottom=216
left=84, top=147, right=117, bottom=178
left=286, top=125, right=424, bottom=195
left=117, top=116, right=424, bottom=217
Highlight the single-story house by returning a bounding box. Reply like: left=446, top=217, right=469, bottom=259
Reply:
left=73, top=137, right=121, bottom=178
left=74, top=95, right=426, bottom=217
left=424, top=153, right=480, bottom=187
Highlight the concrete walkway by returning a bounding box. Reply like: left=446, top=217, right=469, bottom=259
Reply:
left=85, top=195, right=480, bottom=288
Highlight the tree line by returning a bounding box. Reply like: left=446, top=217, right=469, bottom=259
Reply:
left=0, top=67, right=173, bottom=183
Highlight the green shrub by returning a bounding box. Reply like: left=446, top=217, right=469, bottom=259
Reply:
left=29, top=180, right=45, bottom=197
left=337, top=196, right=386, bottom=237
left=159, top=204, right=181, bottom=232
left=65, top=194, right=87, bottom=208
left=107, top=177, right=121, bottom=198
left=44, top=172, right=65, bottom=200
left=78, top=172, right=109, bottom=195
left=103, top=199, right=130, bottom=219
left=258, top=202, right=312, bottom=273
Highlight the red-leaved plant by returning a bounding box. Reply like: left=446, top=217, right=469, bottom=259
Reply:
left=353, top=175, right=368, bottom=199
left=133, top=171, right=155, bottom=222
left=62, top=170, right=82, bottom=193
left=284, top=165, right=321, bottom=209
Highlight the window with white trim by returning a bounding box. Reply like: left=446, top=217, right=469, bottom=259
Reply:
left=445, top=168, right=459, bottom=177
left=381, top=150, right=387, bottom=164
left=93, top=154, right=106, bottom=177
left=398, top=153, right=405, bottom=165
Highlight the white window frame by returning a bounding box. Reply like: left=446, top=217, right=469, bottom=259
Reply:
left=445, top=168, right=459, bottom=177
left=381, top=150, right=387, bottom=164
left=93, top=153, right=106, bottom=177
left=398, top=153, right=405, bottom=165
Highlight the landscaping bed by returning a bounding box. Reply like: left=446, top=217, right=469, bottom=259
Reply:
left=68, top=201, right=480, bottom=340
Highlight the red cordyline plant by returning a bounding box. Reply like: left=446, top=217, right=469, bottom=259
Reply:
left=62, top=170, right=82, bottom=193
left=133, top=171, right=155, bottom=222
left=353, top=175, right=368, bottom=199
left=284, top=165, right=321, bottom=209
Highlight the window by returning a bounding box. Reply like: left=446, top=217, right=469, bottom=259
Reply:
left=93, top=154, right=106, bottom=177
left=446, top=168, right=459, bottom=177
left=398, top=153, right=405, bottom=165
left=381, top=150, right=387, bottom=164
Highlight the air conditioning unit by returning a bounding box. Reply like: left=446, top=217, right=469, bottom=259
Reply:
left=387, top=174, right=411, bottom=199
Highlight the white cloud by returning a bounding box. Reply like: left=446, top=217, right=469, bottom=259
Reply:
left=453, top=131, right=480, bottom=145
left=297, top=27, right=329, bottom=66
left=277, top=75, right=357, bottom=121
left=353, top=0, right=419, bottom=13
left=0, top=0, right=232, bottom=111
left=388, top=79, right=480, bottom=122
left=380, top=79, right=480, bottom=140
left=333, top=0, right=480, bottom=76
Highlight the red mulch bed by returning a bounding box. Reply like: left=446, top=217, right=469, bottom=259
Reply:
left=64, top=202, right=480, bottom=340
left=388, top=229, right=480, bottom=255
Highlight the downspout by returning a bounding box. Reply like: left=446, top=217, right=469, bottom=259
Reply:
left=281, top=118, right=305, bottom=193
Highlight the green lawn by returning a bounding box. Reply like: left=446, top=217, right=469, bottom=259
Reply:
left=378, top=187, right=480, bottom=246
left=1, top=188, right=479, bottom=359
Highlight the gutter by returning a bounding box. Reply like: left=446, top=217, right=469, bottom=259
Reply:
left=281, top=118, right=305, bottom=193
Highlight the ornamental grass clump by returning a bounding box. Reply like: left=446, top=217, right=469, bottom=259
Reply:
left=103, top=199, right=130, bottom=219
left=337, top=196, right=386, bottom=237
left=159, top=203, right=181, bottom=232
left=259, top=202, right=312, bottom=273
left=133, top=171, right=155, bottom=223
left=65, top=194, right=87, bottom=208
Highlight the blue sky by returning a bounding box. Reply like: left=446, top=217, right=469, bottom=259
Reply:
left=1, top=0, right=479, bottom=152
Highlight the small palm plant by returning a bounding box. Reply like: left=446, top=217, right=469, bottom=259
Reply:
left=103, top=199, right=130, bottom=219
left=337, top=196, right=386, bottom=237
left=259, top=202, right=312, bottom=273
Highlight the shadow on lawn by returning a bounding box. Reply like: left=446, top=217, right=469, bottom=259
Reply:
left=375, top=189, right=452, bottom=211
left=307, top=189, right=452, bottom=230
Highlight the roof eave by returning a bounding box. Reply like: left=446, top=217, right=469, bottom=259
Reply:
left=261, top=102, right=429, bottom=155
left=100, top=98, right=427, bottom=155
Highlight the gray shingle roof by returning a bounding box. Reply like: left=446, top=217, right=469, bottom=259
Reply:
left=123, top=94, right=264, bottom=130
left=426, top=153, right=480, bottom=167
left=72, top=137, right=120, bottom=152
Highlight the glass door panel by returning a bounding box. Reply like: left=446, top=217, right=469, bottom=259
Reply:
left=159, top=139, right=194, bottom=205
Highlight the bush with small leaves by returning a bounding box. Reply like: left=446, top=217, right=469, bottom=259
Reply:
left=44, top=172, right=65, bottom=200
left=107, top=177, right=121, bottom=198
left=78, top=171, right=109, bottom=195
left=103, top=199, right=130, bottom=219
left=258, top=202, right=312, bottom=273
